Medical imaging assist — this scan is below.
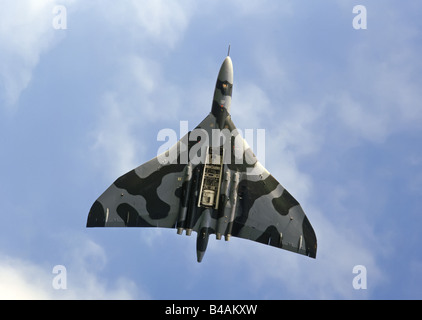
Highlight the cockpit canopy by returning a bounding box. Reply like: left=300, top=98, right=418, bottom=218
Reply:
left=217, top=80, right=233, bottom=96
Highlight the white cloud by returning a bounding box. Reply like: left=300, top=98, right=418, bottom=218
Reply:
left=205, top=0, right=292, bottom=21
left=92, top=92, right=140, bottom=180
left=205, top=203, right=384, bottom=299
left=0, top=0, right=69, bottom=107
left=0, top=238, right=146, bottom=299
left=98, top=0, right=195, bottom=48
left=0, top=0, right=196, bottom=108
left=332, top=44, right=422, bottom=144
left=87, top=0, right=198, bottom=179
left=0, top=257, right=52, bottom=299
left=331, top=3, right=422, bottom=143
left=231, top=82, right=272, bottom=129
left=329, top=92, right=390, bottom=143
left=130, top=0, right=193, bottom=47
left=91, top=54, right=185, bottom=180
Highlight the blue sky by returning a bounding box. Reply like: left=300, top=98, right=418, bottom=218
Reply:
left=0, top=0, right=421, bottom=299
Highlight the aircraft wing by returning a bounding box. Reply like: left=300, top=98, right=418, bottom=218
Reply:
left=87, top=138, right=187, bottom=229
left=230, top=169, right=317, bottom=258
left=86, top=113, right=216, bottom=229
left=220, top=117, right=317, bottom=258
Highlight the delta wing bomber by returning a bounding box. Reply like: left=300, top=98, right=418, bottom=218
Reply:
left=87, top=50, right=317, bottom=262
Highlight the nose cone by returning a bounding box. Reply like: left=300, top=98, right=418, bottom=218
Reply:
left=218, top=56, right=233, bottom=84
left=211, top=55, right=234, bottom=127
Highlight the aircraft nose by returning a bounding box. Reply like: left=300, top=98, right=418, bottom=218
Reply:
left=217, top=56, right=233, bottom=84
